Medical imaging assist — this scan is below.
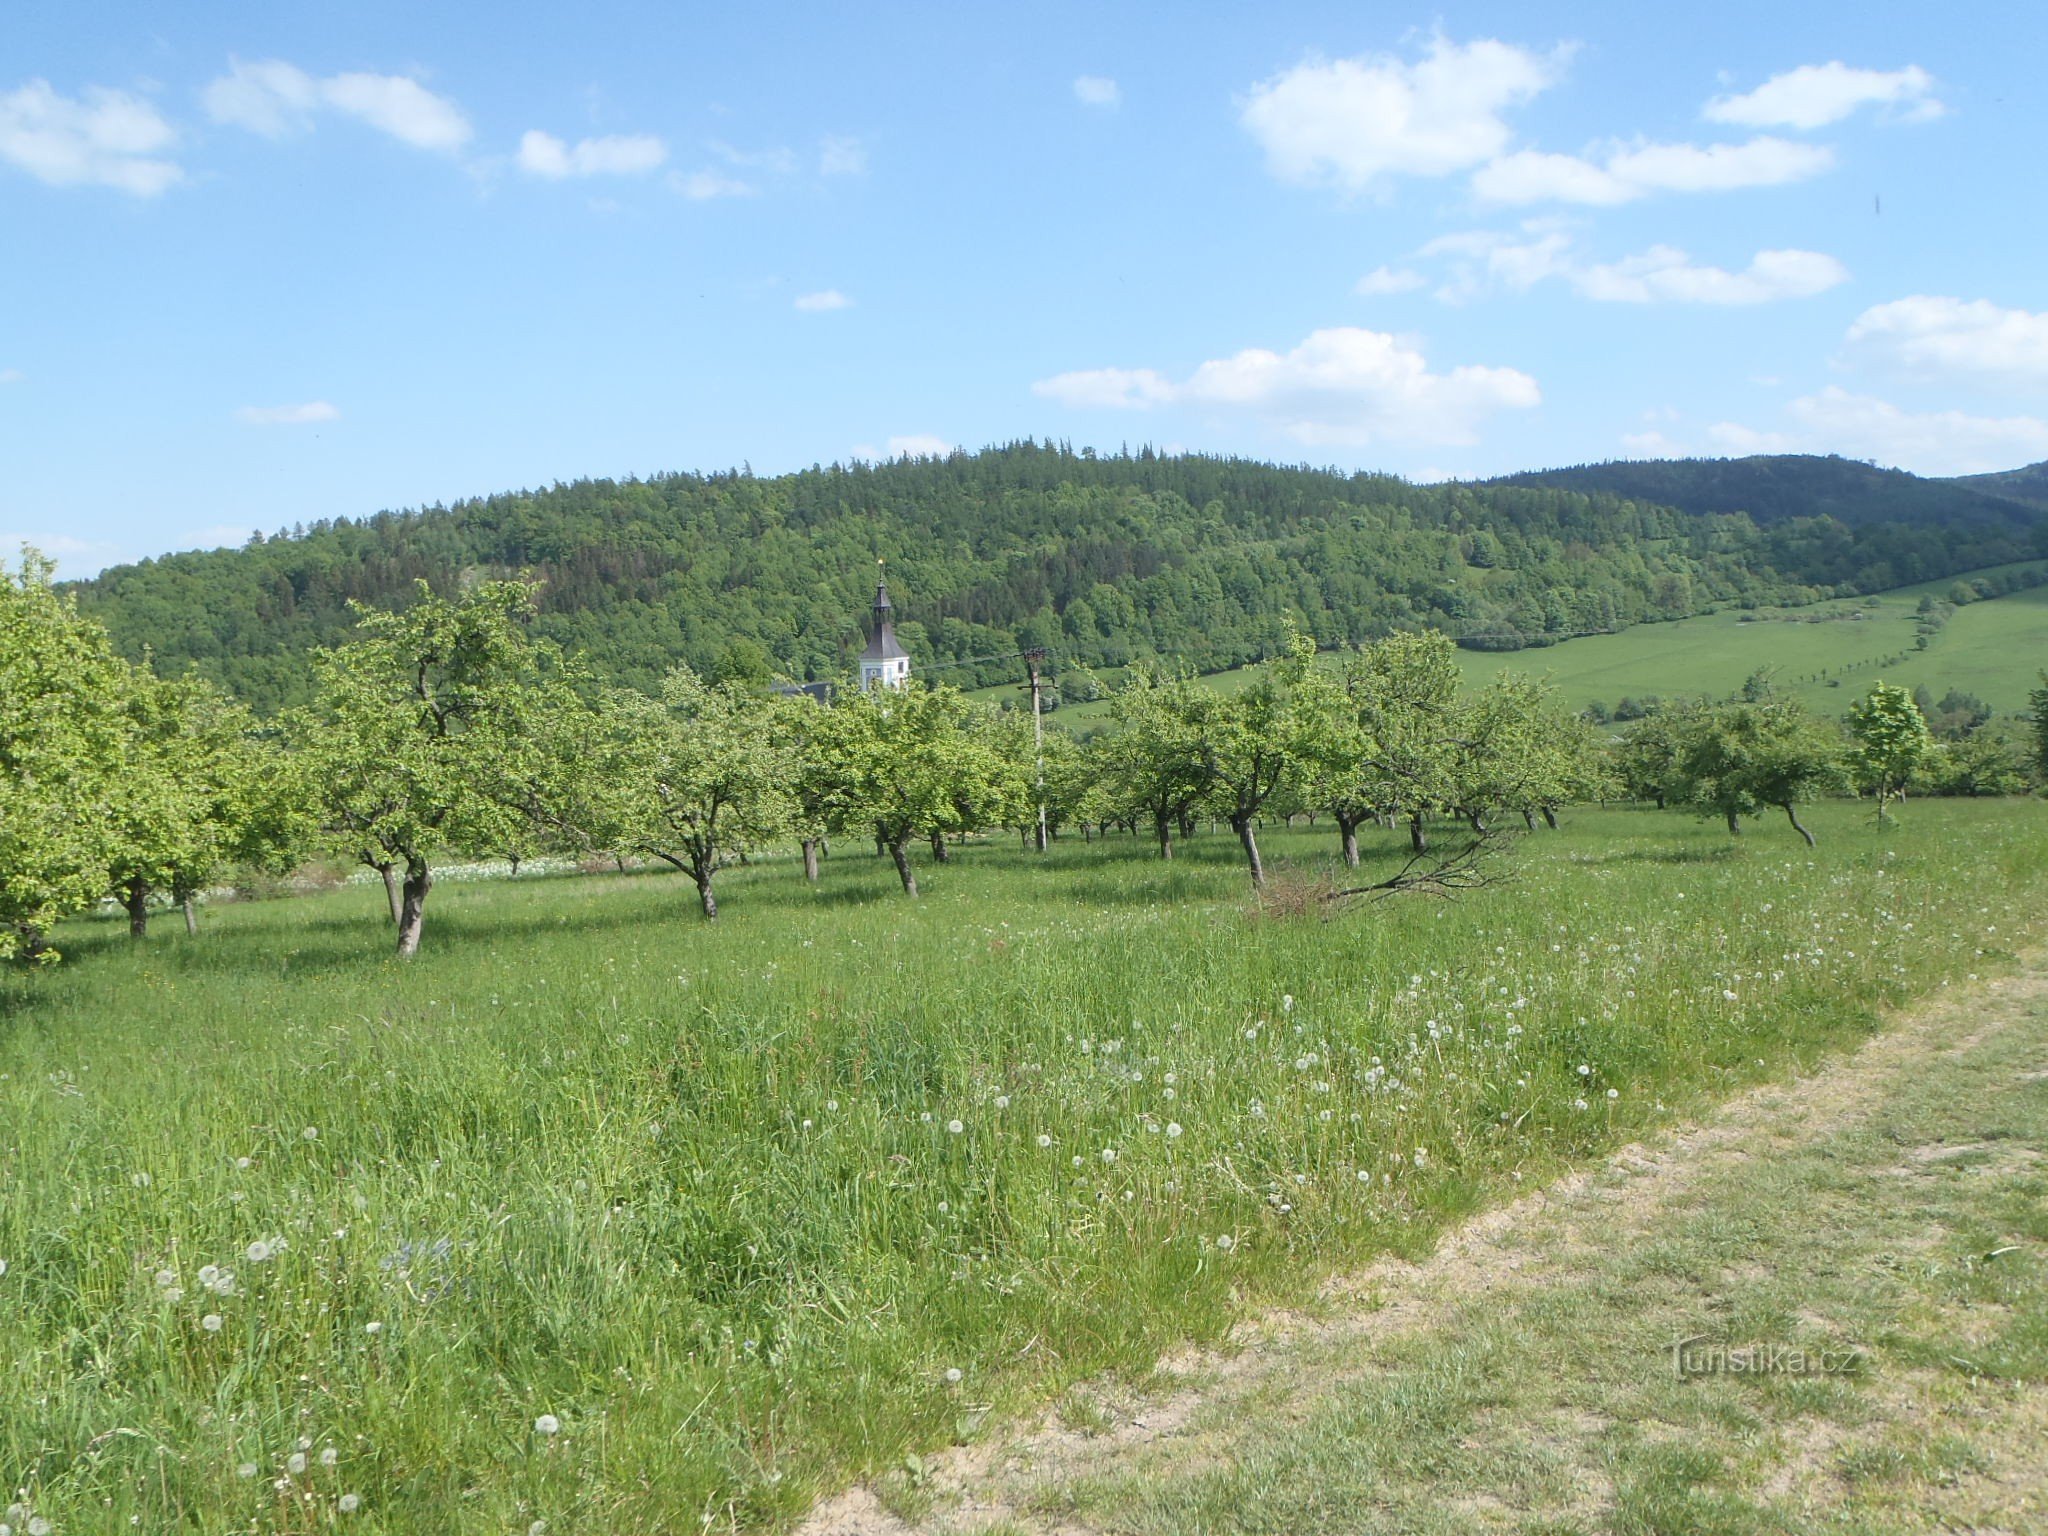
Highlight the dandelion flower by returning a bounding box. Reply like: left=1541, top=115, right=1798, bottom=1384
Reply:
left=236, top=1463, right=257, bottom=1479
left=1100, top=1148, right=1118, bottom=1165
left=1166, top=1122, right=1182, bottom=1138
left=1606, top=1088, right=1620, bottom=1101
left=338, top=1494, right=360, bottom=1514
left=320, top=1448, right=338, bottom=1467
left=201, top=1314, right=223, bottom=1332
left=365, top=1321, right=382, bottom=1334
left=287, top=1453, right=307, bottom=1475
left=302, top=1127, right=319, bottom=1141
left=235, top=1157, right=252, bottom=1170
left=946, top=1119, right=964, bottom=1135
left=993, top=1095, right=1010, bottom=1109
left=154, top=1269, right=177, bottom=1288
left=534, top=1414, right=561, bottom=1436
left=943, top=1367, right=963, bottom=1384
left=1214, top=1234, right=1236, bottom=1251
left=1035, top=1133, right=1052, bottom=1148
left=246, top=1241, right=273, bottom=1264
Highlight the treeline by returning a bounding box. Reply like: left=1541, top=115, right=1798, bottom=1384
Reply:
left=15, top=554, right=2043, bottom=969
left=69, top=444, right=2048, bottom=713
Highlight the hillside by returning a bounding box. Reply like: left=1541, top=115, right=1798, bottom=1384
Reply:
left=1954, top=458, right=2048, bottom=512
left=1492, top=452, right=2045, bottom=531
left=69, top=445, right=2048, bottom=712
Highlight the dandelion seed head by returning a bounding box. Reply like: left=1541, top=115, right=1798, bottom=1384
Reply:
left=286, top=1453, right=307, bottom=1475
left=338, top=1494, right=360, bottom=1514
left=943, top=1366, right=963, bottom=1383
left=946, top=1119, right=964, bottom=1135
left=534, top=1414, right=561, bottom=1436
left=1036, top=1133, right=1053, bottom=1148
left=201, top=1313, right=223, bottom=1332
left=302, top=1127, right=319, bottom=1141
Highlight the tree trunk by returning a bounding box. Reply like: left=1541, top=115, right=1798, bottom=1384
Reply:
left=1338, top=812, right=1361, bottom=869
left=1653, top=793, right=1666, bottom=810
left=14, top=924, right=48, bottom=962
left=802, top=839, right=820, bottom=883
left=509, top=854, right=521, bottom=876
left=1541, top=806, right=1559, bottom=830
left=1779, top=801, right=1817, bottom=847
left=181, top=891, right=199, bottom=935
left=929, top=831, right=950, bottom=863
left=1033, top=816, right=1048, bottom=854
left=1522, top=808, right=1538, bottom=832
left=1232, top=815, right=1266, bottom=888
left=695, top=865, right=718, bottom=919
left=890, top=838, right=919, bottom=898
left=1155, top=816, right=1174, bottom=860
left=1409, top=814, right=1428, bottom=854
left=1726, top=809, right=1743, bottom=836
left=124, top=877, right=150, bottom=938
left=1465, top=808, right=1488, bottom=833
left=377, top=862, right=402, bottom=925
left=395, top=858, right=431, bottom=958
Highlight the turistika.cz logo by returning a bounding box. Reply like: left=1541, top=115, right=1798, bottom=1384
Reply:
left=1669, top=1336, right=1866, bottom=1379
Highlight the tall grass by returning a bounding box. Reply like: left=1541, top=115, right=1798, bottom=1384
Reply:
left=2, top=800, right=2045, bottom=1531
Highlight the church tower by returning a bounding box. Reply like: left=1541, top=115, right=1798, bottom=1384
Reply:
left=858, top=573, right=911, bottom=691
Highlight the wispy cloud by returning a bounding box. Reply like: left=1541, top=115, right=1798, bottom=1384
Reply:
left=1073, top=75, right=1121, bottom=109
left=670, top=168, right=756, bottom=200
left=203, top=57, right=471, bottom=152
left=516, top=129, right=666, bottom=179
left=1705, top=62, right=1942, bottom=130
left=1474, top=135, right=1832, bottom=205
left=819, top=135, right=867, bottom=175
left=794, top=289, right=852, bottom=312
left=236, top=401, right=339, bottom=426
left=0, top=79, right=181, bottom=195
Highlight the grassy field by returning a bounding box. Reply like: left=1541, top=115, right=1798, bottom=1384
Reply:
left=4, top=801, right=2048, bottom=1532
left=985, top=561, right=2048, bottom=729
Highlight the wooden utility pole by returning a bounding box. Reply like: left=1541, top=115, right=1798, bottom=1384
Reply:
left=1023, top=648, right=1049, bottom=852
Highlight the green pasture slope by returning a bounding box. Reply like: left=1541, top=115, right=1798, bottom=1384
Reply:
left=4, top=799, right=2048, bottom=1531
left=987, top=561, right=2048, bottom=727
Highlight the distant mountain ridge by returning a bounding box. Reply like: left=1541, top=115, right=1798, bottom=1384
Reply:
left=1490, top=453, right=2044, bottom=530
left=66, top=444, right=2048, bottom=713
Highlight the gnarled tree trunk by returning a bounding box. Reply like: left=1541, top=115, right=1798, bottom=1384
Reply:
left=1409, top=814, right=1428, bottom=854
left=395, top=858, right=432, bottom=958
left=802, top=839, right=820, bottom=883
left=124, top=877, right=150, bottom=938
left=1154, top=816, right=1174, bottom=860
left=1780, top=801, right=1816, bottom=847
left=694, top=865, right=718, bottom=919
left=928, top=831, right=950, bottom=864
left=1232, top=814, right=1265, bottom=888
left=1725, top=809, right=1743, bottom=836
left=1337, top=811, right=1362, bottom=869
left=376, top=861, right=402, bottom=925
left=889, top=837, right=919, bottom=898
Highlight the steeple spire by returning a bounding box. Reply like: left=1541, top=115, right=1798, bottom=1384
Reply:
left=859, top=559, right=911, bottom=688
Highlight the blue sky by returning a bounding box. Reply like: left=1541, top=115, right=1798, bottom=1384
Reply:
left=4, top=1, right=2046, bottom=576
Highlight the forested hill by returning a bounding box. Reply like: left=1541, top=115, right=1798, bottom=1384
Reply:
left=70, top=443, right=2048, bottom=713
left=1955, top=459, right=2048, bottom=513
left=1492, top=453, right=2042, bottom=531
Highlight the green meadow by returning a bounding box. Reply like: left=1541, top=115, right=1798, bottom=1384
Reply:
left=988, top=561, right=2048, bottom=728
left=4, top=799, right=2047, bottom=1532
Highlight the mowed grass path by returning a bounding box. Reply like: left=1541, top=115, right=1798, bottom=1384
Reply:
left=2, top=801, right=2047, bottom=1531
left=909, top=959, right=2048, bottom=1535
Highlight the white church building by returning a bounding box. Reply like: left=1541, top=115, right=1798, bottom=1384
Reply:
left=859, top=578, right=911, bottom=690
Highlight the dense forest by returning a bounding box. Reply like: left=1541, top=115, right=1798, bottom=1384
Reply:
left=70, top=443, right=2048, bottom=712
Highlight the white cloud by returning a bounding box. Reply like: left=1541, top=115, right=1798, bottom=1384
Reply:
left=855, top=434, right=952, bottom=459
left=1574, top=246, right=1847, bottom=304
left=1240, top=36, right=1567, bottom=193
left=794, top=289, right=852, bottom=312
left=1710, top=386, right=2048, bottom=475
left=819, top=135, right=867, bottom=175
left=670, top=168, right=756, bottom=200
left=0, top=368, right=22, bottom=384
left=1419, top=227, right=1575, bottom=300
left=1705, top=62, right=1942, bottom=130
left=203, top=58, right=470, bottom=152
left=711, top=140, right=796, bottom=174
left=1074, top=75, right=1121, bottom=108
left=1034, top=326, right=1540, bottom=447
left=0, top=79, right=181, bottom=196
left=1843, top=296, right=2048, bottom=387
left=180, top=524, right=257, bottom=551
left=516, top=129, right=666, bottom=179
left=1356, top=265, right=1426, bottom=296
left=0, top=531, right=126, bottom=577
left=236, top=401, right=339, bottom=426
left=1474, top=135, right=1832, bottom=205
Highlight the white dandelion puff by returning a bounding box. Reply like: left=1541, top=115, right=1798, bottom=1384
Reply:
left=286, top=1453, right=307, bottom=1475
left=946, top=1119, right=964, bottom=1135
left=201, top=1313, right=223, bottom=1332
left=534, top=1414, right=561, bottom=1436
left=1036, top=1133, right=1053, bottom=1148
left=943, top=1366, right=963, bottom=1383
left=338, top=1494, right=360, bottom=1514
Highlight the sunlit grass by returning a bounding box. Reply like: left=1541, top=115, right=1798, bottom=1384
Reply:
left=2, top=799, right=2045, bottom=1531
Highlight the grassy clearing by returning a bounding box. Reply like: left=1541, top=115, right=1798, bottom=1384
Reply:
left=985, top=561, right=2048, bottom=728
left=2, top=800, right=2047, bottom=1532
left=993, top=952, right=2048, bottom=1535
